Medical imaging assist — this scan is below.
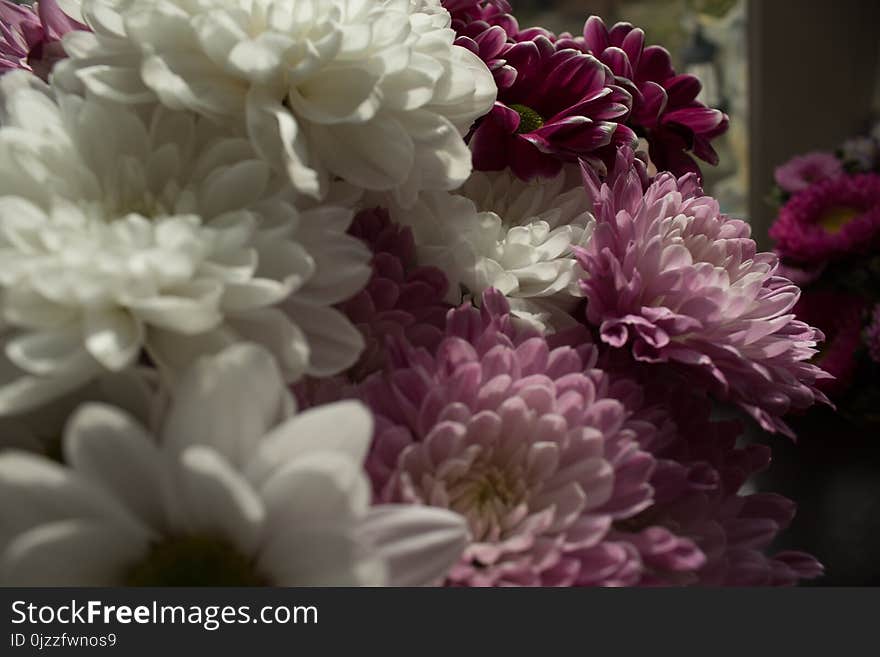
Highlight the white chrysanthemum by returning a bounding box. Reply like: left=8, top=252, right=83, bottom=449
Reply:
left=54, top=0, right=496, bottom=205
left=379, top=169, right=593, bottom=330
left=0, top=344, right=467, bottom=586
left=0, top=74, right=370, bottom=415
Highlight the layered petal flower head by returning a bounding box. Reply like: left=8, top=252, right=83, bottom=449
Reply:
left=576, top=147, right=830, bottom=437
left=0, top=0, right=86, bottom=80
left=558, top=16, right=729, bottom=178
left=469, top=34, right=636, bottom=181
left=362, top=290, right=658, bottom=586
left=609, top=367, right=823, bottom=585
left=0, top=73, right=370, bottom=415
left=0, top=344, right=468, bottom=586
left=54, top=0, right=496, bottom=205
left=774, top=151, right=843, bottom=195
left=770, top=173, right=880, bottom=266
left=379, top=168, right=593, bottom=331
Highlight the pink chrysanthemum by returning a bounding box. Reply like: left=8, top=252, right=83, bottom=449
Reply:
left=610, top=370, right=823, bottom=585
left=556, top=16, right=729, bottom=179
left=362, top=290, right=660, bottom=586
left=468, top=34, right=636, bottom=182
left=576, top=148, right=830, bottom=437
left=770, top=173, right=880, bottom=266
left=0, top=0, right=85, bottom=79
left=774, top=151, right=843, bottom=195
left=792, top=290, right=866, bottom=397
left=294, top=208, right=450, bottom=408
left=864, top=304, right=880, bottom=365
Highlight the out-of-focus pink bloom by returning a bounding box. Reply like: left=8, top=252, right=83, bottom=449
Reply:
left=791, top=290, right=865, bottom=398
left=770, top=173, right=880, bottom=266
left=864, top=304, right=880, bottom=365
left=0, top=0, right=86, bottom=80
left=774, top=151, right=843, bottom=195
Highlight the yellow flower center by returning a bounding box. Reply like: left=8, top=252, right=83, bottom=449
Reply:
left=818, top=206, right=860, bottom=234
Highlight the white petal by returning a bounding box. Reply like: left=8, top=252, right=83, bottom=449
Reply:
left=1, top=519, right=146, bottom=586
left=161, top=343, right=290, bottom=469
left=83, top=308, right=144, bottom=371
left=360, top=505, right=468, bottom=586
left=282, top=300, right=365, bottom=377
left=225, top=308, right=310, bottom=382
left=128, top=281, right=223, bottom=334
left=246, top=401, right=373, bottom=485
left=0, top=450, right=147, bottom=549
left=64, top=403, right=167, bottom=533
left=174, top=446, right=265, bottom=555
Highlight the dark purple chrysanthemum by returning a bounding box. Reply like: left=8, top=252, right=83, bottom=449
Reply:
left=469, top=35, right=636, bottom=181
left=605, top=361, right=823, bottom=586
left=865, top=304, right=880, bottom=364
left=556, top=16, right=729, bottom=179
left=770, top=173, right=880, bottom=266
left=576, top=147, right=831, bottom=437
left=0, top=0, right=86, bottom=80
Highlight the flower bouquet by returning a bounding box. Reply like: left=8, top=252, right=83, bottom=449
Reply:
left=770, top=123, right=880, bottom=423
left=0, top=0, right=828, bottom=586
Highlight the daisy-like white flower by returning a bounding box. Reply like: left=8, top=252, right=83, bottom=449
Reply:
left=379, top=168, right=593, bottom=331
left=362, top=291, right=658, bottom=586
left=0, top=344, right=468, bottom=586
left=54, top=0, right=496, bottom=205
left=0, top=73, right=370, bottom=415
left=576, top=148, right=830, bottom=437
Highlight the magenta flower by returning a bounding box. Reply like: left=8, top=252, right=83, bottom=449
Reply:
left=791, top=290, right=865, bottom=398
left=576, top=148, right=830, bottom=437
left=770, top=173, right=880, bottom=266
left=469, top=35, right=636, bottom=182
left=866, top=304, right=880, bottom=365
left=0, top=0, right=85, bottom=80
left=774, top=151, right=843, bottom=195
left=555, top=16, right=728, bottom=179
left=361, top=290, right=660, bottom=586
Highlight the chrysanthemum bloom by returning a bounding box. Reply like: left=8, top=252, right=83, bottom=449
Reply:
left=556, top=16, right=728, bottom=179
left=469, top=34, right=636, bottom=181
left=0, top=345, right=468, bottom=586
left=54, top=0, right=495, bottom=205
left=773, top=152, right=843, bottom=195
left=791, top=290, right=865, bottom=397
left=864, top=304, right=880, bottom=365
left=362, top=290, right=659, bottom=586
left=770, top=173, right=880, bottom=266
left=576, top=148, right=830, bottom=437
left=0, top=0, right=85, bottom=80
left=609, top=370, right=822, bottom=585
left=379, top=167, right=593, bottom=331
left=0, top=74, right=370, bottom=415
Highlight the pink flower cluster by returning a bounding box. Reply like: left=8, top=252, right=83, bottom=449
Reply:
left=0, top=0, right=85, bottom=79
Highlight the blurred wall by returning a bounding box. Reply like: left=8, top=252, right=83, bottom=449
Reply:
left=748, top=0, right=880, bottom=248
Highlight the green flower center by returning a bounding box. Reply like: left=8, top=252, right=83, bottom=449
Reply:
left=124, top=535, right=269, bottom=587
left=509, top=103, right=545, bottom=134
